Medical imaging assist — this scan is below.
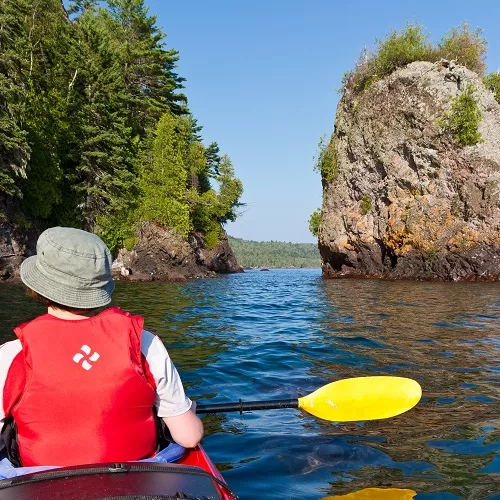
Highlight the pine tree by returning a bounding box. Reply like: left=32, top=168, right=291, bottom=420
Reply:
left=69, top=10, right=137, bottom=230
left=20, top=0, right=74, bottom=218
left=107, top=0, right=187, bottom=134
left=215, top=155, right=244, bottom=224
left=137, top=113, right=190, bottom=237
left=0, top=0, right=30, bottom=197
left=191, top=153, right=243, bottom=248
left=67, top=0, right=98, bottom=17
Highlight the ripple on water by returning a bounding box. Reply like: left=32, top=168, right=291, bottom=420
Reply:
left=0, top=270, right=499, bottom=499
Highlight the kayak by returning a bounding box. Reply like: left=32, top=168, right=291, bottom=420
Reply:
left=178, top=445, right=236, bottom=499
left=0, top=445, right=237, bottom=499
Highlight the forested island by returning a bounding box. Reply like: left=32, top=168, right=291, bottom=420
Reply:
left=228, top=237, right=321, bottom=268
left=0, top=0, right=243, bottom=280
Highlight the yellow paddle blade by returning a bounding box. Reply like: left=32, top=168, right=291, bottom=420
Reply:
left=298, top=376, right=421, bottom=421
left=322, top=487, right=417, bottom=499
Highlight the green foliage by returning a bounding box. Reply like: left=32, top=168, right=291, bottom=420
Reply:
left=374, top=24, right=432, bottom=77
left=0, top=0, right=30, bottom=196
left=314, top=136, right=339, bottom=182
left=228, top=237, right=321, bottom=268
left=214, top=155, right=244, bottom=224
left=191, top=190, right=219, bottom=249
left=106, top=0, right=187, bottom=129
left=484, top=72, right=500, bottom=104
left=96, top=212, right=137, bottom=254
left=21, top=122, right=63, bottom=219
left=70, top=11, right=138, bottom=228
left=137, top=113, right=191, bottom=237
left=0, top=0, right=243, bottom=256
left=347, top=24, right=434, bottom=94
left=360, top=194, right=372, bottom=215
left=203, top=225, right=222, bottom=250
left=440, top=83, right=483, bottom=147
left=438, top=24, right=487, bottom=75
left=308, top=208, right=322, bottom=237
left=190, top=154, right=243, bottom=248
left=344, top=23, right=488, bottom=95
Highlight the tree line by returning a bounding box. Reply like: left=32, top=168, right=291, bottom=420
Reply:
left=229, top=237, right=321, bottom=268
left=0, top=0, right=243, bottom=251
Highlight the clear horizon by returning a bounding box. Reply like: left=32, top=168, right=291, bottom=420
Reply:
left=147, top=0, right=500, bottom=243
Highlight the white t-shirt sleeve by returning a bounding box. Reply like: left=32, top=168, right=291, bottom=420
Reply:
left=141, top=330, right=192, bottom=418
left=0, top=340, right=22, bottom=450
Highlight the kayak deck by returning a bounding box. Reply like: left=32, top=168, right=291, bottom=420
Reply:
left=0, top=445, right=236, bottom=500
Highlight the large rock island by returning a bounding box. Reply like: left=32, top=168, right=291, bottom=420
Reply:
left=319, top=60, right=500, bottom=280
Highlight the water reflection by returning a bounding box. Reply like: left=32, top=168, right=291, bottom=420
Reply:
left=0, top=271, right=499, bottom=499
left=313, top=279, right=500, bottom=498
left=323, top=487, right=417, bottom=499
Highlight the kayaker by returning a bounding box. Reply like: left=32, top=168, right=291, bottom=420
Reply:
left=0, top=227, right=204, bottom=467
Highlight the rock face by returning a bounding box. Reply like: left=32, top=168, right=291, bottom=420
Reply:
left=0, top=212, right=242, bottom=283
left=0, top=198, right=39, bottom=281
left=113, top=221, right=242, bottom=282
left=319, top=61, right=500, bottom=280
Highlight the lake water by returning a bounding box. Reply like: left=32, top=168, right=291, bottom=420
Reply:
left=0, top=269, right=499, bottom=499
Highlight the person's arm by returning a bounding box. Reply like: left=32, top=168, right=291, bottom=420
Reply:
left=162, top=402, right=204, bottom=448
left=141, top=331, right=204, bottom=448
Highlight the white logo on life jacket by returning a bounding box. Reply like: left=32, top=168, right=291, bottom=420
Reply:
left=73, top=344, right=100, bottom=370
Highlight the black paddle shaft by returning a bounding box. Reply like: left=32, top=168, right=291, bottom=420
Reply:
left=196, top=398, right=299, bottom=415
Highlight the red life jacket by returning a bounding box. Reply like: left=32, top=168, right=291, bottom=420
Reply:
left=13, top=307, right=157, bottom=466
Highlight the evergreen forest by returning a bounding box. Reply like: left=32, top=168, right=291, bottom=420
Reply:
left=0, top=0, right=243, bottom=252
left=228, top=237, right=321, bottom=268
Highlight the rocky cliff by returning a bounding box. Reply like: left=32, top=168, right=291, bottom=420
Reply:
left=0, top=198, right=39, bottom=280
left=319, top=60, right=500, bottom=280
left=112, top=222, right=242, bottom=282
left=0, top=211, right=242, bottom=283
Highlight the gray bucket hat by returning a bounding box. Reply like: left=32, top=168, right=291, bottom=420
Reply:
left=21, top=227, right=115, bottom=309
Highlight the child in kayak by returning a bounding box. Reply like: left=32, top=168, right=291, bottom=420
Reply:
left=0, top=227, right=203, bottom=467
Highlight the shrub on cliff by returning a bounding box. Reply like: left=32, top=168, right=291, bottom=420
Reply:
left=360, top=194, right=372, bottom=215
left=314, top=136, right=339, bottom=182
left=343, top=23, right=488, bottom=95
left=308, top=208, right=322, bottom=237
left=440, top=83, right=483, bottom=147
left=484, top=72, right=500, bottom=104
left=437, top=25, right=487, bottom=75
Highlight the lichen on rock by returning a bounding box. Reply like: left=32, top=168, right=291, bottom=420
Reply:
left=319, top=60, right=500, bottom=280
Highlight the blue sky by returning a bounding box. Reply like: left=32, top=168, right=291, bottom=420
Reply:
left=147, top=0, right=500, bottom=243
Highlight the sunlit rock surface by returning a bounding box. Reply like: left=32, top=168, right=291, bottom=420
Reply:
left=319, top=61, right=500, bottom=280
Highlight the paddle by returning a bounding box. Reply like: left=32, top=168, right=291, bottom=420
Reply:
left=196, top=376, right=421, bottom=422
left=322, top=487, right=417, bottom=499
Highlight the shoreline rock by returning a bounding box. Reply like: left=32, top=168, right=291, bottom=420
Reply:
left=112, top=221, right=243, bottom=283
left=0, top=198, right=39, bottom=282
left=0, top=213, right=243, bottom=283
